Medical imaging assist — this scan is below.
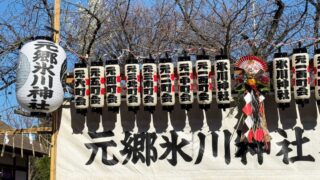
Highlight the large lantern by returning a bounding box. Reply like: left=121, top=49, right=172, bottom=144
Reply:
left=73, top=62, right=89, bottom=113
left=214, top=54, right=231, bottom=108
left=125, top=56, right=141, bottom=112
left=105, top=60, right=121, bottom=111
left=16, top=39, right=66, bottom=115
left=177, top=53, right=193, bottom=110
left=273, top=51, right=291, bottom=107
left=142, top=56, right=157, bottom=112
left=90, top=61, right=105, bottom=111
left=196, top=52, right=212, bottom=109
left=314, top=49, right=320, bottom=101
left=159, top=55, right=175, bottom=111
left=291, top=46, right=310, bottom=103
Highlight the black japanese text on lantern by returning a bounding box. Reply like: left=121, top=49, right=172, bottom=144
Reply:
left=315, top=55, right=320, bottom=100
left=143, top=64, right=156, bottom=105
left=90, top=66, right=105, bottom=107
left=197, top=61, right=211, bottom=103
left=74, top=67, right=89, bottom=108
left=275, top=59, right=290, bottom=101
left=317, top=57, right=320, bottom=86
left=126, top=65, right=140, bottom=104
left=28, top=41, right=58, bottom=110
left=215, top=61, right=230, bottom=103
left=159, top=63, right=174, bottom=105
left=178, top=63, right=192, bottom=103
left=294, top=55, right=309, bottom=98
left=106, top=65, right=120, bottom=106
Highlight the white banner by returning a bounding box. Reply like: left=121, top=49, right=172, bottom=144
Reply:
left=57, top=95, right=320, bottom=179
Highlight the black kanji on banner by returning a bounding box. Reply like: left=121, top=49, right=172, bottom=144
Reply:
left=159, top=131, right=192, bottom=166
left=85, top=131, right=119, bottom=166
left=120, top=132, right=158, bottom=166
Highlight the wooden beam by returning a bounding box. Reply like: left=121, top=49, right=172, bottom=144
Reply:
left=0, top=127, right=52, bottom=135
left=51, top=0, right=60, bottom=180
left=53, top=0, right=60, bottom=43
left=65, top=76, right=74, bottom=84
left=50, top=112, right=58, bottom=180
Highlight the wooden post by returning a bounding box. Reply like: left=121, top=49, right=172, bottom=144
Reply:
left=50, top=0, right=60, bottom=180
left=53, top=0, right=60, bottom=43
left=50, top=112, right=58, bottom=180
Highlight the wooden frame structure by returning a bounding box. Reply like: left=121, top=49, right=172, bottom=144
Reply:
left=50, top=0, right=61, bottom=179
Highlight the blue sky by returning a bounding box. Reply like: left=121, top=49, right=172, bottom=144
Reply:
left=0, top=1, right=9, bottom=11
left=0, top=1, right=17, bottom=122
left=0, top=0, right=41, bottom=126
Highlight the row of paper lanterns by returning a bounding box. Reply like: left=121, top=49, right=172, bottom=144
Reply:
left=273, top=47, right=320, bottom=107
left=73, top=53, right=232, bottom=113
left=73, top=47, right=320, bottom=113
left=15, top=39, right=320, bottom=115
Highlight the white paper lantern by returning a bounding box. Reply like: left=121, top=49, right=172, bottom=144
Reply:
left=142, top=58, right=157, bottom=108
left=105, top=60, right=121, bottom=107
left=90, top=62, right=105, bottom=108
left=291, top=47, right=310, bottom=100
left=273, top=52, right=291, bottom=104
left=314, top=49, right=320, bottom=100
left=177, top=55, right=193, bottom=109
left=214, top=55, right=232, bottom=105
left=196, top=54, right=212, bottom=107
left=16, top=39, right=66, bottom=114
left=73, top=63, right=89, bottom=110
left=159, top=57, right=175, bottom=108
left=125, top=58, right=141, bottom=109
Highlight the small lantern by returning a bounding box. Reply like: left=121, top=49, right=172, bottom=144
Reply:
left=314, top=49, right=320, bottom=101
left=16, top=39, right=66, bottom=115
left=214, top=53, right=231, bottom=109
left=196, top=49, right=212, bottom=109
left=125, top=55, right=141, bottom=112
left=177, top=52, right=193, bottom=110
left=73, top=62, right=89, bottom=114
left=159, top=54, right=175, bottom=111
left=90, top=61, right=105, bottom=112
left=105, top=60, right=121, bottom=112
left=273, top=50, right=291, bottom=108
left=142, top=55, right=157, bottom=112
left=291, top=43, right=310, bottom=104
